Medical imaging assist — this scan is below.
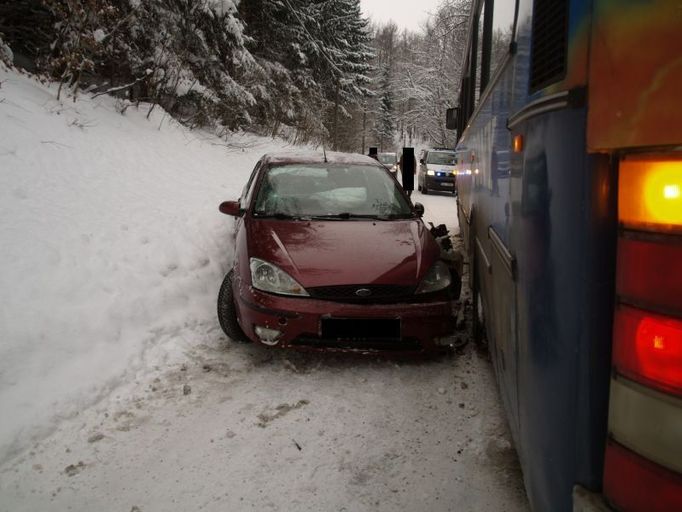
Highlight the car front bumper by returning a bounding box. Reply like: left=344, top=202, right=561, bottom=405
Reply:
left=234, top=279, right=456, bottom=354
left=425, top=175, right=456, bottom=191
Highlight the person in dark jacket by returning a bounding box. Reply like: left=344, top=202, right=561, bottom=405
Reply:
left=368, top=147, right=378, bottom=160
left=399, top=147, right=417, bottom=198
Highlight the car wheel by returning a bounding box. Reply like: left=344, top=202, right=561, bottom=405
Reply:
left=217, top=270, right=248, bottom=343
left=422, top=183, right=429, bottom=195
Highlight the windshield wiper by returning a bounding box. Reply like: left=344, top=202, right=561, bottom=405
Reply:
left=313, top=212, right=404, bottom=221
left=321, top=212, right=377, bottom=220
left=253, top=212, right=306, bottom=220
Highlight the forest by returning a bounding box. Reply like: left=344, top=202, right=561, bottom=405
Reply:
left=0, top=0, right=470, bottom=151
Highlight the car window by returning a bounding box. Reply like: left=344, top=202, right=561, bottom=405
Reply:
left=426, top=152, right=457, bottom=165
left=378, top=153, right=397, bottom=165
left=253, top=164, right=413, bottom=218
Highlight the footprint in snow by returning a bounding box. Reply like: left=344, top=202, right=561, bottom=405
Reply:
left=257, top=400, right=310, bottom=428
left=64, top=461, right=86, bottom=477
left=159, top=263, right=179, bottom=276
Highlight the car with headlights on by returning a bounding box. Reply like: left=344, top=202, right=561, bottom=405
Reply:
left=378, top=152, right=399, bottom=177
left=217, top=151, right=459, bottom=354
left=418, top=149, right=458, bottom=194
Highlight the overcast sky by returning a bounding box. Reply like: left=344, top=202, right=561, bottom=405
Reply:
left=360, top=0, right=442, bottom=32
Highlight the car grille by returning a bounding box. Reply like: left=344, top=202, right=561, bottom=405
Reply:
left=307, top=284, right=416, bottom=303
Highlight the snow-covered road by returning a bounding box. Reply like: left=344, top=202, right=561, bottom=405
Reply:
left=0, top=332, right=530, bottom=512
left=0, top=66, right=529, bottom=511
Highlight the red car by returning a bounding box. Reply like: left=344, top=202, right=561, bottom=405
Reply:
left=217, top=152, right=459, bottom=354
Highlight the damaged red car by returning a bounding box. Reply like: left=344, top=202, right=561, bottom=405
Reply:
left=217, top=151, right=460, bottom=354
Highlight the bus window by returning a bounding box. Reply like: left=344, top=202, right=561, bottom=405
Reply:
left=475, top=4, right=486, bottom=104
left=491, top=1, right=515, bottom=76
left=477, top=0, right=517, bottom=101
left=530, top=0, right=568, bottom=91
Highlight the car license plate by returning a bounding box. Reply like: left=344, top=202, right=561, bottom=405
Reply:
left=441, top=182, right=454, bottom=187
left=321, top=318, right=400, bottom=340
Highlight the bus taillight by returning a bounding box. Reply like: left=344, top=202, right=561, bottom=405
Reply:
left=605, top=152, right=682, bottom=512
left=613, top=306, right=682, bottom=396
left=618, top=155, right=682, bottom=232
left=604, top=440, right=682, bottom=512
left=616, top=237, right=682, bottom=313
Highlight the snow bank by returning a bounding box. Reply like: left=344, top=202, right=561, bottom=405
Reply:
left=0, top=65, right=298, bottom=463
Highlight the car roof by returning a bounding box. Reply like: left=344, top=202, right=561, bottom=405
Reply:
left=261, top=151, right=381, bottom=167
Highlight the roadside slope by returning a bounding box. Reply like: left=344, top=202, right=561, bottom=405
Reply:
left=0, top=65, right=294, bottom=463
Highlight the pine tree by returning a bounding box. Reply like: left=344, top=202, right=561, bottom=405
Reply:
left=313, top=0, right=374, bottom=148
left=239, top=0, right=326, bottom=139
left=374, top=65, right=395, bottom=151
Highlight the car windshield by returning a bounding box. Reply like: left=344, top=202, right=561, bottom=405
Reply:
left=378, top=153, right=396, bottom=164
left=253, top=164, right=413, bottom=219
left=426, top=151, right=457, bottom=165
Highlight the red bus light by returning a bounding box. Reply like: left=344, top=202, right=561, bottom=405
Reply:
left=617, top=237, right=682, bottom=313
left=614, top=306, right=682, bottom=396
left=604, top=440, right=682, bottom=512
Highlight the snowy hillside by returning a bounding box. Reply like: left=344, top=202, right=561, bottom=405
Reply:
left=0, top=64, right=296, bottom=463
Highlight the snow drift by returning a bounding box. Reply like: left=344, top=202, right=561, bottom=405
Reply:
left=0, top=64, right=296, bottom=463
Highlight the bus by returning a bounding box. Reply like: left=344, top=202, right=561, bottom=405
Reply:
left=448, top=1, right=682, bottom=511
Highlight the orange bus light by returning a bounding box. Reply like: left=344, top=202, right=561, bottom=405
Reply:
left=619, top=156, right=682, bottom=231
left=513, top=135, right=524, bottom=153
left=664, top=184, right=680, bottom=199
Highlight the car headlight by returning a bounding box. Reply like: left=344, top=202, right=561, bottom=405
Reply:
left=427, top=170, right=435, bottom=176
left=249, top=258, right=309, bottom=296
left=415, top=261, right=452, bottom=294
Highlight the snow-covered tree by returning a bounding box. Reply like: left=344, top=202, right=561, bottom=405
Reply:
left=239, top=0, right=326, bottom=140
left=1, top=0, right=468, bottom=149
left=315, top=0, right=374, bottom=149
left=392, top=0, right=470, bottom=147
left=239, top=0, right=373, bottom=148
left=374, top=65, right=395, bottom=151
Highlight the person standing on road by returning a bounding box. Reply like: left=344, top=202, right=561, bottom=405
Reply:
left=399, top=147, right=417, bottom=198
left=368, top=147, right=379, bottom=160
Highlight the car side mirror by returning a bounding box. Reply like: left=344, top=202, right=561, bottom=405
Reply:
left=413, top=202, right=425, bottom=217
left=219, top=200, right=244, bottom=217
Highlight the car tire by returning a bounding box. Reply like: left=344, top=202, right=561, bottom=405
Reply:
left=217, top=270, right=249, bottom=343
left=423, top=183, right=429, bottom=195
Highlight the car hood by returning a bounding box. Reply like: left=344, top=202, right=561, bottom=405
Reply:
left=246, top=219, right=440, bottom=288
